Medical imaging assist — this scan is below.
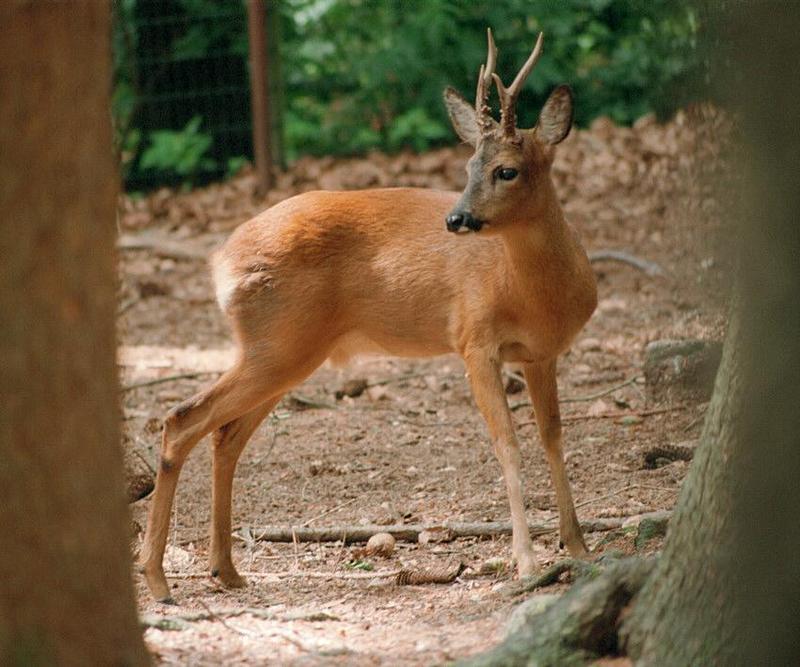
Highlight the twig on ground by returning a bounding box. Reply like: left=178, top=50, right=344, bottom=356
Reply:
left=118, top=295, right=139, bottom=315
left=198, top=600, right=257, bottom=637
left=573, top=483, right=677, bottom=512
left=516, top=404, right=691, bottom=426
left=120, top=371, right=217, bottom=393
left=301, top=497, right=358, bottom=527
left=589, top=249, right=665, bottom=277
left=561, top=376, right=642, bottom=403
left=289, top=393, right=338, bottom=410
left=510, top=376, right=642, bottom=411
left=682, top=404, right=709, bottom=432
left=139, top=605, right=337, bottom=630
left=132, top=449, right=156, bottom=476
left=367, top=371, right=439, bottom=388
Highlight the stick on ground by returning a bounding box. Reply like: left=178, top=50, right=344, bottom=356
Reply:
left=245, top=513, right=670, bottom=545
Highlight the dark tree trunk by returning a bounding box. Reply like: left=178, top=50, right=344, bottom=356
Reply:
left=0, top=4, right=148, bottom=665
left=466, top=5, right=800, bottom=666
left=622, top=309, right=741, bottom=664
left=626, top=6, right=800, bottom=662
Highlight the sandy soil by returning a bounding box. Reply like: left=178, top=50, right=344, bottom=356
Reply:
left=119, top=106, right=729, bottom=665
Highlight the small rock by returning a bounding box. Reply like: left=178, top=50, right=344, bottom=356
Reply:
left=137, top=280, right=171, bottom=298
left=577, top=337, right=602, bottom=352
left=365, top=532, right=396, bottom=557
left=479, top=557, right=509, bottom=575
left=644, top=339, right=723, bottom=404
left=335, top=378, right=368, bottom=400
left=598, top=297, right=627, bottom=313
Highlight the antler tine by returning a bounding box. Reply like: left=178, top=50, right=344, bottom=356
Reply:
left=492, top=31, right=544, bottom=139
left=475, top=28, right=498, bottom=134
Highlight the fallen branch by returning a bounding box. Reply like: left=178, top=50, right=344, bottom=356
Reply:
left=166, top=568, right=402, bottom=581
left=245, top=513, right=671, bottom=545
left=589, top=250, right=665, bottom=277
left=396, top=562, right=467, bottom=585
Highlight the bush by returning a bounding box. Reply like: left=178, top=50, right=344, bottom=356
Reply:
left=113, top=0, right=704, bottom=184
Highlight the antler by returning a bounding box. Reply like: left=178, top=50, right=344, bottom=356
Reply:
left=475, top=28, right=497, bottom=135
left=492, top=31, right=544, bottom=140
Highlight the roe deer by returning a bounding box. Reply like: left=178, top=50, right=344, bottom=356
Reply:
left=140, top=29, right=597, bottom=603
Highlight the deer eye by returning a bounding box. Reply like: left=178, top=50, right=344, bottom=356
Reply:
left=496, top=167, right=518, bottom=181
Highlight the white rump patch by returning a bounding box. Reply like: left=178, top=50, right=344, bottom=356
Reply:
left=211, top=255, right=238, bottom=312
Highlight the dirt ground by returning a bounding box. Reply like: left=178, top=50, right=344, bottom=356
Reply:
left=119, top=106, right=730, bottom=665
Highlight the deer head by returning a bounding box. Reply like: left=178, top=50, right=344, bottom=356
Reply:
left=443, top=29, right=573, bottom=233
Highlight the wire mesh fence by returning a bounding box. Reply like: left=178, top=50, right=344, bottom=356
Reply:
left=114, top=0, right=253, bottom=191
left=112, top=1, right=703, bottom=192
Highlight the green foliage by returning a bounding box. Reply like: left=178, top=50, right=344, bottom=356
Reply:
left=280, top=0, right=703, bottom=155
left=139, top=116, right=217, bottom=181
left=113, top=0, right=705, bottom=183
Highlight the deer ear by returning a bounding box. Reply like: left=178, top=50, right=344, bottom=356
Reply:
left=444, top=87, right=481, bottom=146
left=536, top=85, right=573, bottom=145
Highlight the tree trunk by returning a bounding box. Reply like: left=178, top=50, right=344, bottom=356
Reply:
left=465, top=6, right=800, bottom=665
left=0, top=4, right=148, bottom=666
left=622, top=308, right=741, bottom=663
left=625, top=6, right=800, bottom=663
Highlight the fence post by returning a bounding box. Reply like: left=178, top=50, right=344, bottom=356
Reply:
left=247, top=0, right=271, bottom=194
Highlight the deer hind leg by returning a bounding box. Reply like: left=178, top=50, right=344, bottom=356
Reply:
left=139, top=363, right=275, bottom=602
left=463, top=347, right=537, bottom=577
left=523, top=359, right=588, bottom=557
left=140, top=336, right=332, bottom=603
left=209, top=396, right=281, bottom=588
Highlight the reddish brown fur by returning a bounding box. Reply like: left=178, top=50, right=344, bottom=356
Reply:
left=140, top=35, right=597, bottom=603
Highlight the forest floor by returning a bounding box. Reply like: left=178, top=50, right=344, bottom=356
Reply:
left=120, top=106, right=730, bottom=665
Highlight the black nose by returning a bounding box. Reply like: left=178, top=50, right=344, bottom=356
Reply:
left=446, top=211, right=483, bottom=233
left=446, top=213, right=464, bottom=232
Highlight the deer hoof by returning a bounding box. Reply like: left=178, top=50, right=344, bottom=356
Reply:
left=516, top=553, right=537, bottom=578
left=211, top=566, right=248, bottom=589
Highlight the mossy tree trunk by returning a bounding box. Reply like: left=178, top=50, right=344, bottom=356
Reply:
left=0, top=4, right=149, bottom=665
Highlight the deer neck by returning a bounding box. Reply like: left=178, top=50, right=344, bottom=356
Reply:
left=500, top=187, right=575, bottom=289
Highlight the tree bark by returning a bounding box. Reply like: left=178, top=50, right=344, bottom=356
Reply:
left=625, top=6, right=800, bottom=663
left=0, top=4, right=148, bottom=665
left=622, top=308, right=741, bottom=664
left=466, top=6, right=800, bottom=665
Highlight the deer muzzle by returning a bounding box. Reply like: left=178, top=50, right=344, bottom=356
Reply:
left=445, top=211, right=484, bottom=233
